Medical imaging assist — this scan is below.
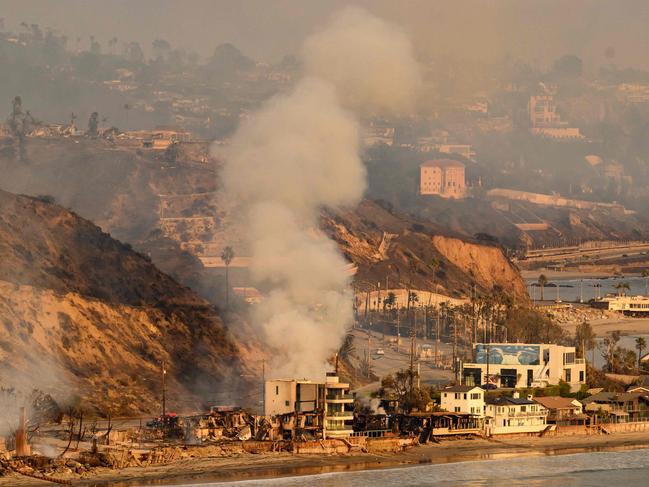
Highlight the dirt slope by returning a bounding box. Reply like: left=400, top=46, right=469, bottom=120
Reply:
left=323, top=200, right=527, bottom=301
left=0, top=189, right=249, bottom=415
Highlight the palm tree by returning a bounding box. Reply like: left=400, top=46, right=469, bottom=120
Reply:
left=537, top=274, right=548, bottom=301
left=221, top=246, right=234, bottom=309
left=643, top=269, right=649, bottom=296
left=613, top=282, right=630, bottom=297
left=636, top=337, right=647, bottom=369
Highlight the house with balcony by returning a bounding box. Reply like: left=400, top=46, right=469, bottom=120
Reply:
left=461, top=343, right=586, bottom=392
left=324, top=373, right=354, bottom=439
left=440, top=386, right=485, bottom=417
left=485, top=392, right=549, bottom=435
left=582, top=391, right=649, bottom=423
left=532, top=396, right=588, bottom=425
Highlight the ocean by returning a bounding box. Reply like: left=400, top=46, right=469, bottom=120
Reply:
left=158, top=448, right=649, bottom=487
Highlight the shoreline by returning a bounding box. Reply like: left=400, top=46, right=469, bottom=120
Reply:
left=6, top=432, right=649, bottom=486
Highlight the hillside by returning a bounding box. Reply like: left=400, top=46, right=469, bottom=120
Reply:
left=0, top=189, right=252, bottom=415
left=323, top=200, right=527, bottom=301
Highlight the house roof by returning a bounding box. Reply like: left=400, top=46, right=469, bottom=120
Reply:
left=486, top=396, right=535, bottom=406
left=420, top=158, right=465, bottom=169
left=443, top=385, right=482, bottom=393
left=582, top=391, right=648, bottom=404
left=582, top=392, right=616, bottom=404
left=532, top=396, right=581, bottom=410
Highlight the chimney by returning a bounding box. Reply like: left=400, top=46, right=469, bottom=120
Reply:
left=512, top=391, right=520, bottom=399
left=527, top=394, right=534, bottom=401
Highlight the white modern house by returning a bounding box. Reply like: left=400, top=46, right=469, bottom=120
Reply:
left=485, top=392, right=549, bottom=435
left=264, top=373, right=354, bottom=439
left=440, top=386, right=485, bottom=417
left=462, top=343, right=586, bottom=392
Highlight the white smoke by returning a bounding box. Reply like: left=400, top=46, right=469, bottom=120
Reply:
left=217, top=7, right=420, bottom=379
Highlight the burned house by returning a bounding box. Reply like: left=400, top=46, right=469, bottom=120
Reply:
left=393, top=411, right=484, bottom=442
left=183, top=406, right=257, bottom=443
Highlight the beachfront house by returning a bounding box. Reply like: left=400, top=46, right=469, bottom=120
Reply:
left=484, top=392, right=549, bottom=435
left=532, top=396, right=588, bottom=425
left=461, top=343, right=586, bottom=392
left=582, top=391, right=649, bottom=423
left=440, top=386, right=485, bottom=417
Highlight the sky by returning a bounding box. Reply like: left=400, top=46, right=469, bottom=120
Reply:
left=1, top=0, right=649, bottom=68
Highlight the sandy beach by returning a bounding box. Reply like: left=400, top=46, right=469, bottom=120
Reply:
left=3, top=432, right=649, bottom=486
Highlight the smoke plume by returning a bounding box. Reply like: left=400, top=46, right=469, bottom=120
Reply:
left=218, top=7, right=420, bottom=379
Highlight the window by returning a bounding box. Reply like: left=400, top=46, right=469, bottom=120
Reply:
left=565, top=368, right=572, bottom=382
left=454, top=407, right=461, bottom=412
left=455, top=393, right=460, bottom=400
left=579, top=370, right=585, bottom=382
left=471, top=393, right=481, bottom=400
left=285, top=400, right=290, bottom=406
left=521, top=406, right=526, bottom=412
left=464, top=393, right=467, bottom=400
left=444, top=393, right=447, bottom=398
left=275, top=386, right=279, bottom=395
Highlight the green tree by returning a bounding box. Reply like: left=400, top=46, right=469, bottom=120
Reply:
left=338, top=332, right=355, bottom=360
left=636, top=337, right=647, bottom=369
left=87, top=112, right=99, bottom=137
left=575, top=321, right=596, bottom=361
left=599, top=330, right=622, bottom=373
left=552, top=54, right=583, bottom=78
left=221, top=246, right=234, bottom=309
left=613, top=282, right=630, bottom=297
left=537, top=274, right=548, bottom=301
left=379, top=369, right=431, bottom=413
left=642, top=269, right=649, bottom=295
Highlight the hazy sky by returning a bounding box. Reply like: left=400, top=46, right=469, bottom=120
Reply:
left=2, top=0, right=649, bottom=68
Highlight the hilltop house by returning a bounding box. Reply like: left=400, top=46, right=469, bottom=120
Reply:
left=419, top=159, right=466, bottom=199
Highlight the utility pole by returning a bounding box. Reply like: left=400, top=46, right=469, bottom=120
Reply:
left=161, top=361, right=167, bottom=436
left=396, top=306, right=400, bottom=353
left=367, top=331, right=372, bottom=377
left=486, top=326, right=490, bottom=389
left=435, top=305, right=440, bottom=366
left=453, top=316, right=458, bottom=383
left=261, top=359, right=266, bottom=415
left=364, top=289, right=370, bottom=326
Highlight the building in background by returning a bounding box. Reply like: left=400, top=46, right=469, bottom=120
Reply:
left=528, top=95, right=582, bottom=139
left=462, top=343, right=586, bottom=391
left=419, top=159, right=466, bottom=198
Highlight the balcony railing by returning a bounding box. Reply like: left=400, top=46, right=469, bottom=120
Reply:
left=506, top=411, right=548, bottom=418
left=326, top=394, right=354, bottom=401
left=326, top=410, right=354, bottom=417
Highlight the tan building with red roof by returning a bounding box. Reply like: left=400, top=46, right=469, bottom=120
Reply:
left=419, top=159, right=466, bottom=199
